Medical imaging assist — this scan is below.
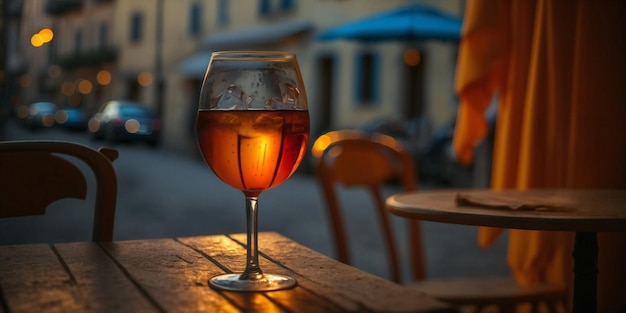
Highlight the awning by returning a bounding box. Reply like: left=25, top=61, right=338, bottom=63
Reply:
left=317, top=4, right=462, bottom=42
left=173, top=20, right=314, bottom=77
left=202, top=19, right=314, bottom=49
left=172, top=51, right=212, bottom=77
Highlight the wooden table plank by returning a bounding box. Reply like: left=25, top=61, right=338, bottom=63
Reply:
left=182, top=233, right=456, bottom=313
left=255, top=233, right=456, bottom=313
left=54, top=242, right=158, bottom=313
left=0, top=244, right=83, bottom=313
left=0, top=242, right=160, bottom=313
left=1, top=234, right=457, bottom=313
left=100, top=238, right=241, bottom=313
left=179, top=235, right=344, bottom=313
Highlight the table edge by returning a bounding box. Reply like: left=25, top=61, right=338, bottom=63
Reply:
left=386, top=189, right=626, bottom=232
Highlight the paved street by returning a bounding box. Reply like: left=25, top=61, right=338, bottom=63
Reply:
left=0, top=119, right=509, bottom=283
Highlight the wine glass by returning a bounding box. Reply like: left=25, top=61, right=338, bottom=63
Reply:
left=196, top=51, right=309, bottom=291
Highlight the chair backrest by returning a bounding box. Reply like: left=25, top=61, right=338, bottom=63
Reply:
left=311, top=130, right=425, bottom=283
left=0, top=140, right=119, bottom=241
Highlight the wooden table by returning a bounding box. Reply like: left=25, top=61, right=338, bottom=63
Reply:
left=386, top=189, right=626, bottom=313
left=0, top=232, right=456, bottom=313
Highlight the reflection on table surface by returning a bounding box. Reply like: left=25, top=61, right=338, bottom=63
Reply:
left=0, top=232, right=456, bottom=313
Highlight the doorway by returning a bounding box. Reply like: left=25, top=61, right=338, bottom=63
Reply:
left=315, top=55, right=335, bottom=135
left=402, top=48, right=425, bottom=119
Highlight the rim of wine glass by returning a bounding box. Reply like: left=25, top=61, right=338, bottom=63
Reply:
left=210, top=51, right=296, bottom=62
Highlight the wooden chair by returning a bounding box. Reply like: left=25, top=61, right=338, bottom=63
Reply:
left=0, top=140, right=119, bottom=241
left=311, top=130, right=566, bottom=313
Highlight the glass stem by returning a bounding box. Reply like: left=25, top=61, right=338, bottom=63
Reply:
left=241, top=196, right=263, bottom=280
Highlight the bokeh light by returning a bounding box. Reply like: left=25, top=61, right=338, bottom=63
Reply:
left=138, top=71, right=153, bottom=87
left=48, top=65, right=61, bottom=78
left=39, top=28, right=54, bottom=42
left=125, top=119, right=140, bottom=133
left=88, top=118, right=100, bottom=132
left=404, top=48, right=422, bottom=67
left=31, top=34, right=44, bottom=47
left=61, top=81, right=75, bottom=96
left=78, top=79, right=93, bottom=94
left=19, top=75, right=31, bottom=88
left=42, top=114, right=55, bottom=127
left=97, top=70, right=112, bottom=85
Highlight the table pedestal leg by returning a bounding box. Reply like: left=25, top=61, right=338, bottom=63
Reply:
left=572, top=232, right=598, bottom=313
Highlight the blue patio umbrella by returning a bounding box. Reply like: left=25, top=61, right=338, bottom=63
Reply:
left=317, top=3, right=462, bottom=42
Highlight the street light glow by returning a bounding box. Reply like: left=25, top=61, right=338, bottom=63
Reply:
left=31, top=28, right=54, bottom=47
left=39, top=28, right=54, bottom=42
left=404, top=48, right=422, bottom=67
left=97, top=70, right=112, bottom=85
left=78, top=79, right=93, bottom=94
left=31, top=34, right=44, bottom=47
left=138, top=71, right=153, bottom=87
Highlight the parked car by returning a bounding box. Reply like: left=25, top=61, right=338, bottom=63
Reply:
left=88, top=100, right=161, bottom=147
left=55, top=106, right=89, bottom=130
left=23, top=101, right=57, bottom=130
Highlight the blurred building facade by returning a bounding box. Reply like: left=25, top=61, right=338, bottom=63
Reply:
left=10, top=0, right=464, bottom=152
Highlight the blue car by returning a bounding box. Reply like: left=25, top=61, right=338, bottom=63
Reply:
left=55, top=106, right=89, bottom=130
left=23, top=101, right=57, bottom=130
left=88, top=100, right=162, bottom=147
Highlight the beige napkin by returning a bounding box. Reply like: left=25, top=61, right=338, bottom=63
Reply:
left=455, top=193, right=574, bottom=212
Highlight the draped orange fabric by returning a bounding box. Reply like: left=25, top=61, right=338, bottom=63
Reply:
left=453, top=0, right=626, bottom=311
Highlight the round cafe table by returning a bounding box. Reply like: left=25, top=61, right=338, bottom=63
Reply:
left=386, top=189, right=626, bottom=313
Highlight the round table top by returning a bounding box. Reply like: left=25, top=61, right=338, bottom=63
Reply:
left=386, top=189, right=626, bottom=232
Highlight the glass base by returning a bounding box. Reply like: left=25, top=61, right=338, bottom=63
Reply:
left=209, top=273, right=297, bottom=292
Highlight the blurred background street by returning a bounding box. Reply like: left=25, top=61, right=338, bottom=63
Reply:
left=0, top=117, right=508, bottom=283
left=0, top=0, right=510, bottom=284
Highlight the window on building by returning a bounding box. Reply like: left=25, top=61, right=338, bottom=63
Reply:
left=99, top=22, right=109, bottom=48
left=259, top=0, right=271, bottom=16
left=218, top=0, right=229, bottom=25
left=354, top=51, right=379, bottom=105
left=259, top=0, right=295, bottom=17
left=130, top=12, right=143, bottom=43
left=281, top=0, right=294, bottom=11
left=189, top=3, right=202, bottom=35
left=74, top=30, right=83, bottom=54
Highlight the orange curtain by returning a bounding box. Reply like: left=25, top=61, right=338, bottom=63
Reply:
left=453, top=0, right=626, bottom=311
